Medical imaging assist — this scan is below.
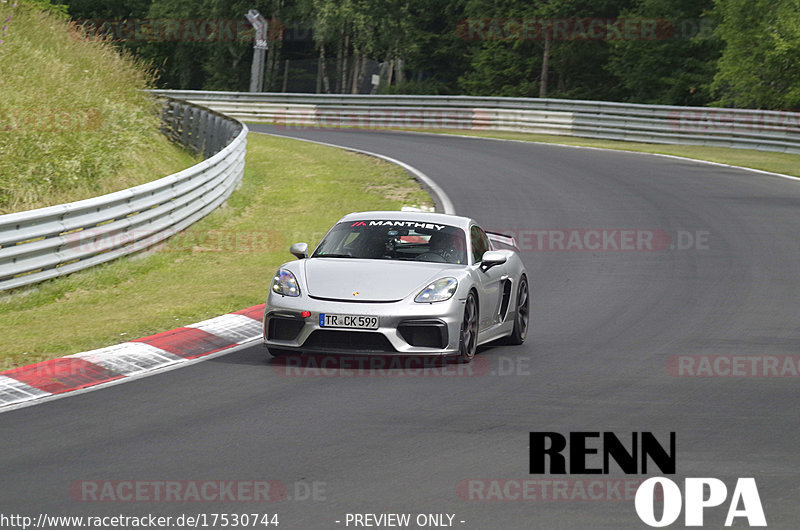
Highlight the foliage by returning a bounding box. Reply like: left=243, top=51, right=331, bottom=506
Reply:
left=608, top=0, right=721, bottom=106
left=49, top=0, right=800, bottom=109
left=711, top=0, right=800, bottom=109
left=0, top=1, right=196, bottom=213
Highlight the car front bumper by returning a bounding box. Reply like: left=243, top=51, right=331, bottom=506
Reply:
left=262, top=293, right=466, bottom=356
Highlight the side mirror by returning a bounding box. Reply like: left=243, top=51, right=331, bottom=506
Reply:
left=290, top=242, right=308, bottom=259
left=480, top=250, right=507, bottom=271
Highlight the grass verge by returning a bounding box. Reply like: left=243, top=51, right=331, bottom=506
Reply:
left=0, top=2, right=198, bottom=214
left=0, top=133, right=432, bottom=369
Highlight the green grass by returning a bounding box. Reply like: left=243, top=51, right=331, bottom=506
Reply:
left=0, top=133, right=433, bottom=369
left=0, top=2, right=197, bottom=214
left=400, top=128, right=800, bottom=178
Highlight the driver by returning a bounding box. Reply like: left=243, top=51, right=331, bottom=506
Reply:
left=360, top=231, right=390, bottom=259
left=427, top=232, right=466, bottom=264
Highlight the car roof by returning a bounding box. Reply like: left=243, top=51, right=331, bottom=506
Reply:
left=338, top=211, right=476, bottom=230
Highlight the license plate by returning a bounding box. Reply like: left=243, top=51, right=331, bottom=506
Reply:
left=319, top=313, right=379, bottom=329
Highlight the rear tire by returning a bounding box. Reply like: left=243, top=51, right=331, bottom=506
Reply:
left=455, top=292, right=479, bottom=363
left=505, top=276, right=529, bottom=345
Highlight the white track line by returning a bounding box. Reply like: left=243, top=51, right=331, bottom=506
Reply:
left=386, top=128, right=800, bottom=183
left=253, top=130, right=456, bottom=214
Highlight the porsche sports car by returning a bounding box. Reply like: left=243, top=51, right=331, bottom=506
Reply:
left=262, top=211, right=529, bottom=363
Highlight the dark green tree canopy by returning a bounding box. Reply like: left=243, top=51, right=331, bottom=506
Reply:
left=57, top=0, right=800, bottom=109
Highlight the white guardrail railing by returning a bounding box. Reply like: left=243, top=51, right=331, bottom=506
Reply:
left=4, top=90, right=799, bottom=292
left=152, top=90, right=800, bottom=154
left=0, top=98, right=247, bottom=292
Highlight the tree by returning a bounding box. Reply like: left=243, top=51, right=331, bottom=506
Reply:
left=607, top=0, right=721, bottom=106
left=458, top=0, right=550, bottom=97
left=711, top=0, right=800, bottom=109
left=62, top=0, right=151, bottom=19
left=459, top=0, right=637, bottom=99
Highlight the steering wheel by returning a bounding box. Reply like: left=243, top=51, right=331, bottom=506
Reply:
left=415, top=251, right=448, bottom=262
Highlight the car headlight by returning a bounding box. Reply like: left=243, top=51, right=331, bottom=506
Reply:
left=415, top=277, right=458, bottom=303
left=271, top=269, right=300, bottom=297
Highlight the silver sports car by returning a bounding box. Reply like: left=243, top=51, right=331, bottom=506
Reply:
left=262, top=211, right=529, bottom=363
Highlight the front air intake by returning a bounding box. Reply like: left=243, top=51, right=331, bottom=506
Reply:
left=398, top=320, right=448, bottom=349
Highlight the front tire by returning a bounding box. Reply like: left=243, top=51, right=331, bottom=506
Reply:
left=455, top=292, right=479, bottom=363
left=505, top=276, right=529, bottom=345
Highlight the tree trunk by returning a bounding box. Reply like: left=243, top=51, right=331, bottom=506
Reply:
left=335, top=28, right=344, bottom=93
left=350, top=49, right=360, bottom=93
left=321, top=44, right=331, bottom=93
left=341, top=31, right=350, bottom=94
left=358, top=55, right=368, bottom=93
left=263, top=3, right=283, bottom=91
left=316, top=46, right=322, bottom=93
left=539, top=30, right=550, bottom=98
left=396, top=57, right=405, bottom=84
left=386, top=55, right=394, bottom=87
left=265, top=43, right=275, bottom=90
left=282, top=59, right=289, bottom=92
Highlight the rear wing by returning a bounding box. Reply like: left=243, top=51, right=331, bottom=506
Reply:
left=486, top=231, right=519, bottom=252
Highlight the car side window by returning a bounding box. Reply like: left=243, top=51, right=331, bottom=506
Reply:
left=471, top=225, right=490, bottom=264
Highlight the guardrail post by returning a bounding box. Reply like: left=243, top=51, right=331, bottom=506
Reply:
left=180, top=104, right=191, bottom=147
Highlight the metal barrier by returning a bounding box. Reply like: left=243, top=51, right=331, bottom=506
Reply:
left=5, top=90, right=798, bottom=292
left=151, top=90, right=800, bottom=154
left=0, top=98, right=247, bottom=292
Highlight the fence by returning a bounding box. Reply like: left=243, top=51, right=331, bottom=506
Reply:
left=4, top=90, right=799, bottom=292
left=0, top=98, right=247, bottom=292
left=151, top=90, right=800, bottom=154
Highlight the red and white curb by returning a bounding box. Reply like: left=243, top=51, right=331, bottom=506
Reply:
left=0, top=304, right=264, bottom=411
left=0, top=137, right=451, bottom=413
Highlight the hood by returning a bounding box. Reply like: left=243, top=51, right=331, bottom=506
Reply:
left=303, top=258, right=453, bottom=302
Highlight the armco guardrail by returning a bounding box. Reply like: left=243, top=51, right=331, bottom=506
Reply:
left=151, top=90, right=800, bottom=154
left=0, top=98, right=247, bottom=292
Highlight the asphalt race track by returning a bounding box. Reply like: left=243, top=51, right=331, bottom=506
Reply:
left=2, top=126, right=799, bottom=529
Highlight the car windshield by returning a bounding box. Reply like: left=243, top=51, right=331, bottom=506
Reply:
left=312, top=221, right=468, bottom=264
